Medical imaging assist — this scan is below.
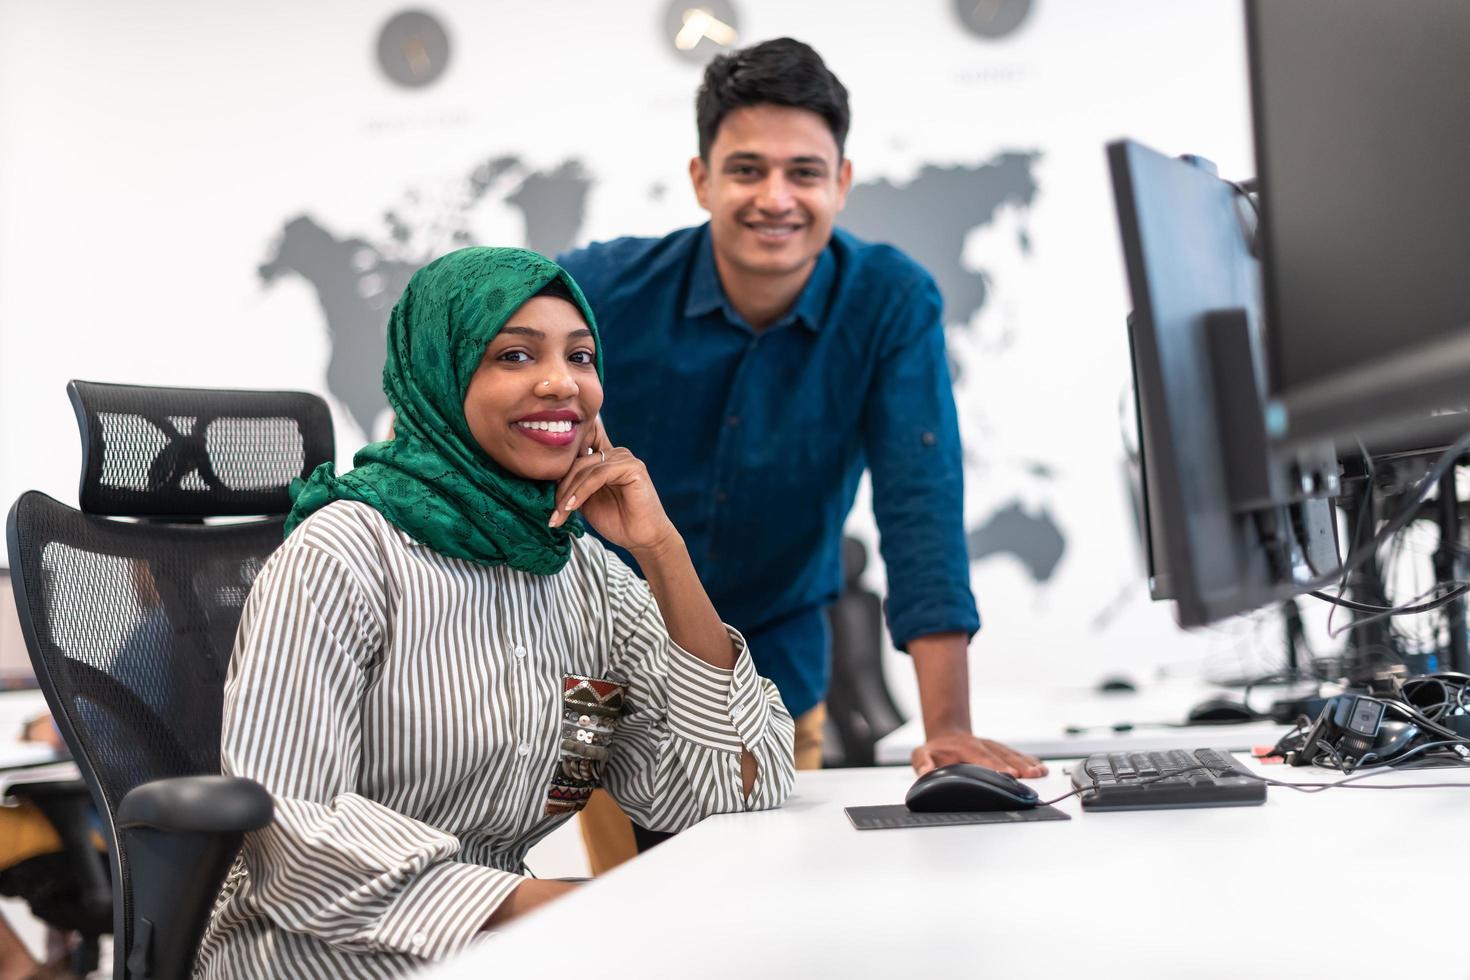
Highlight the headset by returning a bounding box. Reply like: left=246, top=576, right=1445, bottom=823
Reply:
left=1273, top=673, right=1470, bottom=771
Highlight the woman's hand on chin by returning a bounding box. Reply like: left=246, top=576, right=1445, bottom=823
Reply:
left=549, top=417, right=679, bottom=555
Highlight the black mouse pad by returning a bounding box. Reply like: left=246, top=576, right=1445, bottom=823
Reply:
left=844, top=804, right=1071, bottom=830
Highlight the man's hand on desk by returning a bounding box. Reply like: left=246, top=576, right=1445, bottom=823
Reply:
left=912, top=731, right=1047, bottom=778
left=908, top=631, right=1047, bottom=778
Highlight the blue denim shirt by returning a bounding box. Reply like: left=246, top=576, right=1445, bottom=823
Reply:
left=558, top=224, right=979, bottom=717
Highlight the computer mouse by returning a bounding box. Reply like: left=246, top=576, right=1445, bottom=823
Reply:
left=1097, top=675, right=1138, bottom=694
left=1185, top=696, right=1257, bottom=725
left=904, top=763, right=1040, bottom=813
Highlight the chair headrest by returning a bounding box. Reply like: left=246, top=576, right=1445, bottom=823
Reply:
left=68, top=380, right=335, bottom=518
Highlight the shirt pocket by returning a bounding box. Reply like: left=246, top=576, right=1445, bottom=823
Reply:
left=544, top=673, right=628, bottom=816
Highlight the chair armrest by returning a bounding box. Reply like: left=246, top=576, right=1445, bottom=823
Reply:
left=118, top=776, right=272, bottom=835
left=115, top=777, right=273, bottom=979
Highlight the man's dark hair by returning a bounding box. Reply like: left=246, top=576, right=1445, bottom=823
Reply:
left=695, top=38, right=850, bottom=160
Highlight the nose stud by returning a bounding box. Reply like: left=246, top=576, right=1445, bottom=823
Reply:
left=539, top=380, right=551, bottom=388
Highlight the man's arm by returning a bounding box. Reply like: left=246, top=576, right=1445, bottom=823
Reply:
left=908, top=632, right=1045, bottom=777
left=861, top=276, right=1044, bottom=777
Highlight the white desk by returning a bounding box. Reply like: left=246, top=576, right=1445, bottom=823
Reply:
left=876, top=676, right=1296, bottom=763
left=433, top=760, right=1470, bottom=980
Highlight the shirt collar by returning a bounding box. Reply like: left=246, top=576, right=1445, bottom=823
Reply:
left=683, top=224, right=836, bottom=334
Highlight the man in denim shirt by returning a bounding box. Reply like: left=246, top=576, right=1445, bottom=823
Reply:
left=559, top=37, right=1045, bottom=872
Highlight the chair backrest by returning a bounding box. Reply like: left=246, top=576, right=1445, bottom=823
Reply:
left=824, top=536, right=906, bottom=767
left=7, top=381, right=332, bottom=979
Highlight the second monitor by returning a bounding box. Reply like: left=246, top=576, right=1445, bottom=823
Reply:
left=1111, top=138, right=1339, bottom=628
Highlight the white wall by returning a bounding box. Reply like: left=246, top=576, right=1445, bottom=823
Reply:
left=0, top=0, right=1304, bottom=710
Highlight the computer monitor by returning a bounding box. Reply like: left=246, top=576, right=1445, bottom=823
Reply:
left=1249, top=0, right=1470, bottom=450
left=1110, top=139, right=1340, bottom=628
left=1112, top=3, right=1470, bottom=632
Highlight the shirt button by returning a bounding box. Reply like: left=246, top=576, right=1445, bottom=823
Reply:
left=714, top=489, right=728, bottom=504
left=410, top=932, right=427, bottom=948
left=921, top=431, right=937, bottom=447
left=516, top=741, right=532, bottom=757
left=725, top=415, right=741, bottom=428
left=514, top=645, right=527, bottom=660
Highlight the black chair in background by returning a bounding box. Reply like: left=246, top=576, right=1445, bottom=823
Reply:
left=824, top=536, right=906, bottom=767
left=7, top=381, right=334, bottom=980
left=0, top=774, right=112, bottom=975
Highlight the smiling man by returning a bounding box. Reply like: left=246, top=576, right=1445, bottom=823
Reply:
left=557, top=37, right=1045, bottom=873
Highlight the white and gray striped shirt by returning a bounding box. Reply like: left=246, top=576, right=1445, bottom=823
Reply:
left=195, top=500, right=795, bottom=979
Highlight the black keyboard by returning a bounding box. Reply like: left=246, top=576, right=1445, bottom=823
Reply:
left=1071, top=748, right=1266, bottom=811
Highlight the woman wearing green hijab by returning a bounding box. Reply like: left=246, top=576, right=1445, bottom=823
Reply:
left=197, top=247, right=796, bottom=979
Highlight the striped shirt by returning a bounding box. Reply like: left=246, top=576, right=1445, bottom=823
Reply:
left=195, top=500, right=795, bottom=979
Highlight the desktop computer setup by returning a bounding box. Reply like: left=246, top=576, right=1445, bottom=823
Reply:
left=1090, top=0, right=1470, bottom=808
left=880, top=0, right=1470, bottom=826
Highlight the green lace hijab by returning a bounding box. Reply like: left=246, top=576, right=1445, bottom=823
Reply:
left=285, top=247, right=603, bottom=575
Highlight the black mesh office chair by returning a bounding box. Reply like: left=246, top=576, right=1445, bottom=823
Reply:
left=6, top=380, right=334, bottom=980
left=824, top=536, right=906, bottom=767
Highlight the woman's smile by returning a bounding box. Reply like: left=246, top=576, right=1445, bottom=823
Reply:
left=513, top=409, right=582, bottom=448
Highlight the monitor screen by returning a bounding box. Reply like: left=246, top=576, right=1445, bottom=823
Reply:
left=1250, top=0, right=1470, bottom=441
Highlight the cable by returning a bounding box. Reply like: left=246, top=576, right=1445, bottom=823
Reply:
left=1269, top=693, right=1470, bottom=771
left=1039, top=786, right=1086, bottom=807
left=1294, top=433, right=1470, bottom=640
left=1312, top=430, right=1470, bottom=594
left=1066, top=747, right=1470, bottom=805
left=1244, top=740, right=1470, bottom=789
left=1402, top=673, right=1470, bottom=720
left=1072, top=762, right=1218, bottom=796
left=1314, top=738, right=1349, bottom=772
left=1287, top=456, right=1470, bottom=635
left=1326, top=440, right=1378, bottom=639
left=1294, top=445, right=1470, bottom=631
left=1309, top=582, right=1470, bottom=633
left=1356, top=737, right=1470, bottom=771
left=1244, top=769, right=1470, bottom=794
left=1382, top=698, right=1464, bottom=742
left=1307, top=583, right=1470, bottom=615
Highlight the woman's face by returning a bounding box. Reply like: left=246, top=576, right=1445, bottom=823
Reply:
left=463, top=295, right=603, bottom=481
